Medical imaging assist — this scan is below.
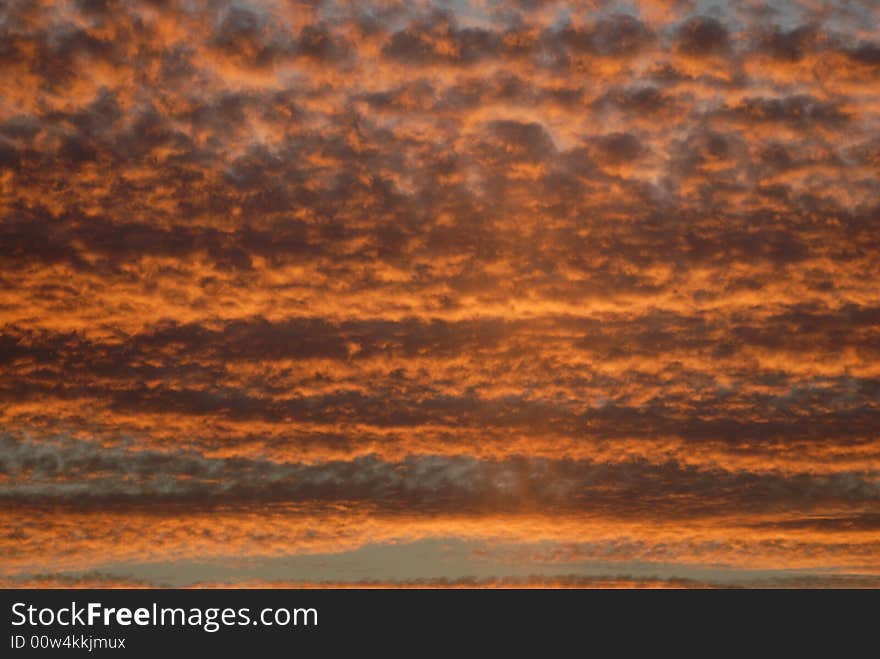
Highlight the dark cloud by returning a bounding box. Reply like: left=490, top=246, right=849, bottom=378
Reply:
left=844, top=41, right=880, bottom=67
left=756, top=25, right=819, bottom=62
left=593, top=85, right=679, bottom=116
left=3, top=435, right=877, bottom=517
left=673, top=16, right=730, bottom=56
left=557, top=14, right=655, bottom=57
left=211, top=4, right=295, bottom=68
left=296, top=23, right=350, bottom=62
left=483, top=119, right=556, bottom=162
left=721, top=95, right=849, bottom=127
left=591, top=132, right=645, bottom=164
left=383, top=11, right=501, bottom=65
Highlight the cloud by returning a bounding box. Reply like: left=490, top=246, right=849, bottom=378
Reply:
left=673, top=16, right=730, bottom=57
left=1, top=0, right=879, bottom=585
left=2, top=434, right=878, bottom=522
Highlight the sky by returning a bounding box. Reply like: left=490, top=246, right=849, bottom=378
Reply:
left=1, top=0, right=879, bottom=588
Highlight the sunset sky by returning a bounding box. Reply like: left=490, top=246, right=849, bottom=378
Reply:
left=1, top=0, right=879, bottom=588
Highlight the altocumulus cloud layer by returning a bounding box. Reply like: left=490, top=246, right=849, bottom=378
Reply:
left=1, top=0, right=879, bottom=587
